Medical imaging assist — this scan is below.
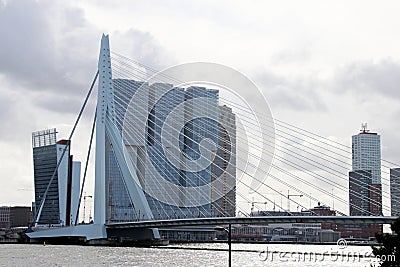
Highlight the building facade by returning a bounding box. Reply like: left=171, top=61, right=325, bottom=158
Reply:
left=0, top=207, right=10, bottom=229
left=225, top=223, right=340, bottom=243
left=0, top=206, right=32, bottom=229
left=147, top=83, right=188, bottom=219
left=211, top=105, right=236, bottom=217
left=352, top=128, right=381, bottom=184
left=349, top=170, right=372, bottom=216
left=390, top=168, right=400, bottom=217
left=181, top=86, right=219, bottom=218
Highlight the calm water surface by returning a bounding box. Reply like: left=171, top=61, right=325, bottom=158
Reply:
left=0, top=243, right=382, bottom=266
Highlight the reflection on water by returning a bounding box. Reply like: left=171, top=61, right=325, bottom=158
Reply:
left=0, top=243, right=383, bottom=266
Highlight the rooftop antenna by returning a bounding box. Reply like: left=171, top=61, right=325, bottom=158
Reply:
left=361, top=122, right=369, bottom=133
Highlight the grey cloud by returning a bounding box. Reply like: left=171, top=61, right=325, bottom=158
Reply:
left=333, top=59, right=400, bottom=99
left=1, top=2, right=56, bottom=84
left=33, top=92, right=91, bottom=116
left=270, top=45, right=313, bottom=64
left=0, top=1, right=175, bottom=116
left=380, top=130, right=400, bottom=167
left=0, top=3, right=116, bottom=91
left=0, top=1, right=53, bottom=80
left=254, top=71, right=327, bottom=112
left=0, top=1, right=98, bottom=96
left=112, top=29, right=176, bottom=70
left=0, top=88, right=37, bottom=142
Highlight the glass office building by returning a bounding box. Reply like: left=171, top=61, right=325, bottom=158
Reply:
left=352, top=129, right=381, bottom=184
left=348, top=126, right=382, bottom=235
left=211, top=105, right=236, bottom=217
left=112, top=80, right=236, bottom=220
left=32, top=129, right=80, bottom=225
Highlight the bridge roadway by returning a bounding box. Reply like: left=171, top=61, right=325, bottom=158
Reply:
left=106, top=216, right=398, bottom=229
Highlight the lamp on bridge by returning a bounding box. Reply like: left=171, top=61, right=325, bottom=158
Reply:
left=215, top=225, right=232, bottom=267
left=287, top=190, right=303, bottom=212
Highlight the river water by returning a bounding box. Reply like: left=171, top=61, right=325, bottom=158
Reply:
left=0, top=243, right=386, bottom=266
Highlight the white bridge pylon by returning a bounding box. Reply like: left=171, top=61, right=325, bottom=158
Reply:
left=94, top=34, right=159, bottom=238
left=27, top=34, right=159, bottom=241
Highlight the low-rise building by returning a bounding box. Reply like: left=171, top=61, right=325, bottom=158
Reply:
left=0, top=206, right=32, bottom=229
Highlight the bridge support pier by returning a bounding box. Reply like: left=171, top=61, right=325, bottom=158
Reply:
left=106, top=227, right=166, bottom=246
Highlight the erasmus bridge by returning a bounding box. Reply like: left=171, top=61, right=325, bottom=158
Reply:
left=26, top=35, right=397, bottom=244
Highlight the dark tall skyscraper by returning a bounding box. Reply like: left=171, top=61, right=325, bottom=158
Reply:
left=349, top=170, right=372, bottom=216
left=32, top=129, right=81, bottom=225
left=33, top=129, right=64, bottom=224
left=390, top=168, right=400, bottom=217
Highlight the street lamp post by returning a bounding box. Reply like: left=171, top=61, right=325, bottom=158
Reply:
left=215, top=224, right=232, bottom=267
left=287, top=190, right=303, bottom=212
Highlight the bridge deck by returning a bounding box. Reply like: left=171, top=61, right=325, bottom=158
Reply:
left=106, top=216, right=397, bottom=229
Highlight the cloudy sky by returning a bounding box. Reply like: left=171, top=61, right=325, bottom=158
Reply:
left=1, top=0, right=400, bottom=216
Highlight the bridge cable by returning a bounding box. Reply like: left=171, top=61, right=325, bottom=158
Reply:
left=110, top=60, right=390, bottom=216
left=75, top=110, right=97, bottom=225
left=33, top=70, right=99, bottom=225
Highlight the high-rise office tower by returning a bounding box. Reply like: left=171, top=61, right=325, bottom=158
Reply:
left=32, top=129, right=81, bottom=225
left=390, top=168, right=400, bottom=217
left=112, top=80, right=237, bottom=220
left=352, top=124, right=381, bottom=184
left=349, top=124, right=382, bottom=216
left=348, top=124, right=382, bottom=236
left=146, top=83, right=189, bottom=219
left=182, top=86, right=219, bottom=218
left=211, top=105, right=236, bottom=217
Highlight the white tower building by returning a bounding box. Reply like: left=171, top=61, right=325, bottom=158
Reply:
left=352, top=124, right=381, bottom=184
